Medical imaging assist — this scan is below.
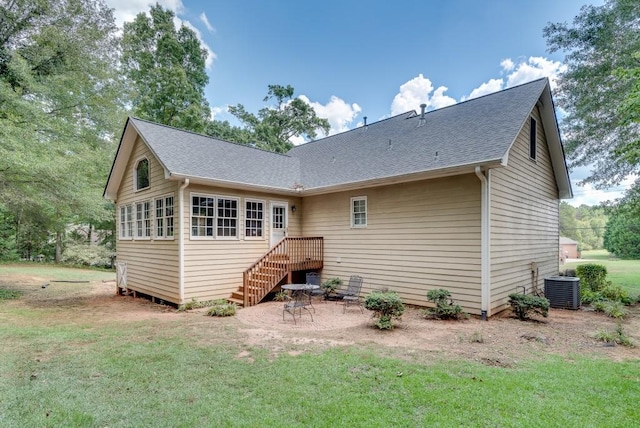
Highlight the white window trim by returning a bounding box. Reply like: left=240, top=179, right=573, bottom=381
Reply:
left=350, top=196, right=367, bottom=228
left=154, top=194, right=175, bottom=240
left=215, top=196, right=241, bottom=240
left=189, top=193, right=240, bottom=240
left=119, top=204, right=133, bottom=240
left=134, top=201, right=152, bottom=240
left=133, top=157, right=150, bottom=192
left=190, top=193, right=215, bottom=240
left=244, top=198, right=266, bottom=240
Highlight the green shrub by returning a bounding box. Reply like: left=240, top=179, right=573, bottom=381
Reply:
left=600, top=284, right=632, bottom=305
left=61, top=242, right=114, bottom=268
left=320, top=277, right=343, bottom=298
left=581, top=284, right=632, bottom=307
left=206, top=299, right=237, bottom=317
left=273, top=291, right=288, bottom=302
left=592, top=300, right=627, bottom=319
left=177, top=298, right=218, bottom=311
left=423, top=289, right=467, bottom=320
left=575, top=264, right=608, bottom=292
left=595, top=322, right=633, bottom=347
left=508, top=294, right=550, bottom=321
left=364, top=291, right=405, bottom=330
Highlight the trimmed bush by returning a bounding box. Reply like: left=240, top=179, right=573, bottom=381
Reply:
left=508, top=294, right=549, bottom=321
left=575, top=264, right=608, bottom=292
left=424, top=289, right=467, bottom=320
left=364, top=291, right=405, bottom=330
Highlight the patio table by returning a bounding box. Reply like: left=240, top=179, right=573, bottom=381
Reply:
left=282, top=283, right=319, bottom=313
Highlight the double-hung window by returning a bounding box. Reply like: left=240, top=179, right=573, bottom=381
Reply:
left=351, top=196, right=367, bottom=228
left=191, top=194, right=239, bottom=239
left=155, top=195, right=174, bottom=239
left=135, top=201, right=151, bottom=239
left=245, top=200, right=264, bottom=238
left=119, top=205, right=133, bottom=239
left=191, top=195, right=215, bottom=237
left=217, top=197, right=238, bottom=238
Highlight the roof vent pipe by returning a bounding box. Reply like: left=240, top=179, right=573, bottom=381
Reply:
left=420, top=103, right=427, bottom=119
left=363, top=116, right=367, bottom=127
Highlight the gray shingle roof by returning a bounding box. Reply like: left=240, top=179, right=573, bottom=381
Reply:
left=288, top=78, right=548, bottom=189
left=130, top=118, right=301, bottom=190
left=109, top=78, right=565, bottom=198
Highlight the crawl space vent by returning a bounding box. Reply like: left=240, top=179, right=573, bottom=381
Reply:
left=544, top=276, right=580, bottom=310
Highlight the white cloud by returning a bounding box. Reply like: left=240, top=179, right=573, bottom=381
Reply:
left=210, top=105, right=227, bottom=120
left=390, top=74, right=456, bottom=116
left=461, top=78, right=504, bottom=101
left=500, top=58, right=515, bottom=72
left=459, top=56, right=568, bottom=103
left=200, top=12, right=215, bottom=32
left=105, top=0, right=184, bottom=28
left=504, top=56, right=567, bottom=90
left=299, top=95, right=361, bottom=136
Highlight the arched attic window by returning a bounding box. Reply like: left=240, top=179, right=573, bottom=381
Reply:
left=135, top=158, right=150, bottom=191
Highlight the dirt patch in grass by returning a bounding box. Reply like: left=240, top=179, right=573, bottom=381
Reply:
left=1, top=272, right=638, bottom=363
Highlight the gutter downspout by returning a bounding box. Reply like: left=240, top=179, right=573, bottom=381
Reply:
left=179, top=178, right=190, bottom=303
left=475, top=167, right=491, bottom=320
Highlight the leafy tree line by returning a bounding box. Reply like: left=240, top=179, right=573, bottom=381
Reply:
left=0, top=1, right=328, bottom=263
left=559, top=202, right=608, bottom=251
left=546, top=0, right=640, bottom=258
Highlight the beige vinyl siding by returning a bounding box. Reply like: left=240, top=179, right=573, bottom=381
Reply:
left=182, top=183, right=301, bottom=303
left=490, top=106, right=560, bottom=314
left=302, top=174, right=482, bottom=313
left=116, top=137, right=180, bottom=302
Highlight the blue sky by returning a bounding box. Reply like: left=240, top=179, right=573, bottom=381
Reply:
left=105, top=0, right=628, bottom=206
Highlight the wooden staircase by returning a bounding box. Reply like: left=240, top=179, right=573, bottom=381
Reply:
left=229, top=237, right=323, bottom=307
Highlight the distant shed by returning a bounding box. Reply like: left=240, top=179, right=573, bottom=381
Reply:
left=560, top=237, right=579, bottom=260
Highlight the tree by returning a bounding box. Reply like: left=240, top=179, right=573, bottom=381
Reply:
left=558, top=202, right=608, bottom=250
left=544, top=0, right=640, bottom=188
left=0, top=0, right=125, bottom=261
left=604, top=206, right=640, bottom=259
left=121, top=4, right=210, bottom=133
left=559, top=202, right=578, bottom=240
left=223, top=84, right=330, bottom=153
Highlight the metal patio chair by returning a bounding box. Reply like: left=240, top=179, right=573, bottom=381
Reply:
left=283, top=287, right=314, bottom=324
left=336, top=275, right=364, bottom=313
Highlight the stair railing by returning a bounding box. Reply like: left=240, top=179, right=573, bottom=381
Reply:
left=242, top=237, right=323, bottom=307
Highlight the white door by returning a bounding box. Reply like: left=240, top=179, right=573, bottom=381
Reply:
left=270, top=202, right=288, bottom=246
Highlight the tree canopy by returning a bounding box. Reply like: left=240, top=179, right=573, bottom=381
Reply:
left=604, top=206, right=640, bottom=258
left=222, top=84, right=330, bottom=153
left=544, top=0, right=640, bottom=188
left=0, top=0, right=125, bottom=261
left=121, top=4, right=210, bottom=133
left=559, top=202, right=608, bottom=250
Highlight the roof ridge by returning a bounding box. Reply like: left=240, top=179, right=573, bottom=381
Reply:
left=130, top=116, right=293, bottom=158
left=287, top=111, right=416, bottom=150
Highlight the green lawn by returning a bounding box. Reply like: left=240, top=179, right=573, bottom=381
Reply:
left=1, top=265, right=639, bottom=427
left=564, top=250, right=640, bottom=294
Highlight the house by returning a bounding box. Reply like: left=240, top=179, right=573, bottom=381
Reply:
left=103, top=77, right=572, bottom=318
left=560, top=236, right=579, bottom=260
